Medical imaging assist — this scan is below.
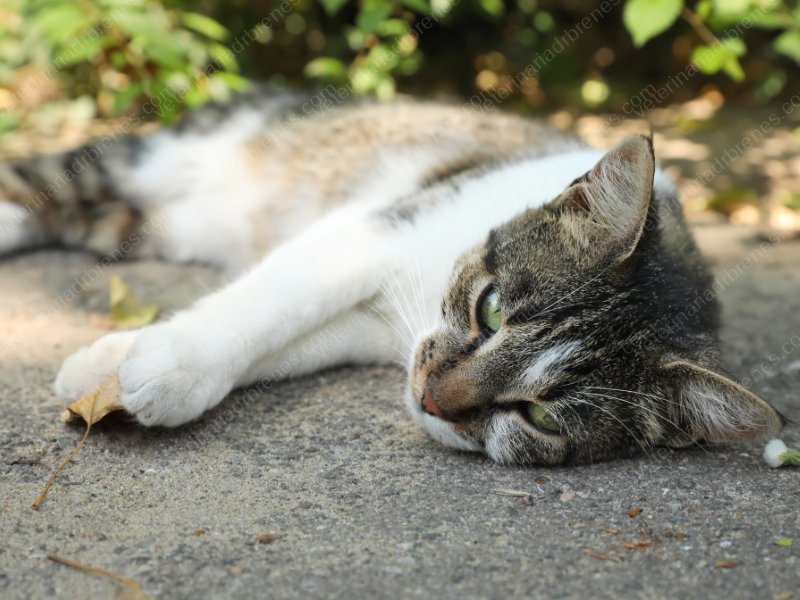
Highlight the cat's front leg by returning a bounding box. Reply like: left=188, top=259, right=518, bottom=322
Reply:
left=56, top=205, right=401, bottom=426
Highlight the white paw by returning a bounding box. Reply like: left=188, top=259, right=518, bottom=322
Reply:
left=117, top=325, right=239, bottom=427
left=56, top=331, right=140, bottom=400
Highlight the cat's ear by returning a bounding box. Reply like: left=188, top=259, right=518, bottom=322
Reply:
left=556, top=134, right=655, bottom=260
left=662, top=360, right=785, bottom=447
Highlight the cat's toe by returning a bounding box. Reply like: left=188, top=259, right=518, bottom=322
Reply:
left=55, top=331, right=140, bottom=400
left=117, top=327, right=233, bottom=427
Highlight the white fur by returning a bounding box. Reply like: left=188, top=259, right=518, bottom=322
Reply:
left=519, top=341, right=582, bottom=391
left=57, top=147, right=657, bottom=433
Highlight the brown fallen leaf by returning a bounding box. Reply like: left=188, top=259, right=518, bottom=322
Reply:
left=627, top=507, right=643, bottom=517
left=575, top=523, right=619, bottom=535
left=714, top=561, right=738, bottom=569
left=256, top=534, right=277, bottom=544
left=61, top=377, right=125, bottom=425
left=192, top=530, right=206, bottom=537
left=584, top=550, right=624, bottom=563
left=492, top=488, right=532, bottom=497
left=110, top=276, right=158, bottom=328
left=48, top=555, right=155, bottom=599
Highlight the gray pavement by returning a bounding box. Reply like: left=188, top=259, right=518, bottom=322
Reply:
left=1, top=218, right=799, bottom=600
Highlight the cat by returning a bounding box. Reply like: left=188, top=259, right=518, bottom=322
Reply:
left=0, top=94, right=785, bottom=465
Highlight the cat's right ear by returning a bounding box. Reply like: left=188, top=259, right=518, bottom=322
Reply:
left=555, top=134, right=655, bottom=261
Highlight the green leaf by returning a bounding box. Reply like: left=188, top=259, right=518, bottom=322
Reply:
left=712, top=0, right=750, bottom=17
left=109, top=276, right=158, bottom=329
left=304, top=57, right=347, bottom=79
left=211, top=72, right=250, bottom=92
left=398, top=0, right=431, bottom=14
left=0, top=111, right=22, bottom=135
left=320, top=0, right=351, bottom=16
left=623, top=0, right=684, bottom=47
left=117, top=13, right=165, bottom=41
left=691, top=44, right=726, bottom=73
left=774, top=30, right=800, bottom=64
left=143, top=36, right=188, bottom=70
left=34, top=4, right=94, bottom=43
left=110, top=82, right=143, bottom=116
left=376, top=19, right=411, bottom=36
left=775, top=538, right=793, bottom=546
left=52, top=35, right=110, bottom=66
left=480, top=0, right=505, bottom=17
left=357, top=1, right=393, bottom=34
left=208, top=42, right=239, bottom=73
left=722, top=53, right=745, bottom=81
left=182, top=12, right=230, bottom=42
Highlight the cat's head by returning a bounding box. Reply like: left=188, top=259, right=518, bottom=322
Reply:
left=407, top=134, right=784, bottom=465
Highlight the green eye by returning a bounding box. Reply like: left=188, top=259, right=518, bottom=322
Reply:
left=480, top=289, right=502, bottom=332
left=527, top=404, right=561, bottom=432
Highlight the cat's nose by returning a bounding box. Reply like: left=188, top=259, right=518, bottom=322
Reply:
left=422, top=385, right=445, bottom=419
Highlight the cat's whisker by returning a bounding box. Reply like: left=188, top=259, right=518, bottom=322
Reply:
left=366, top=273, right=417, bottom=351
left=375, top=340, right=412, bottom=368
left=527, top=263, right=615, bottom=320
left=386, top=262, right=425, bottom=339
left=561, top=403, right=593, bottom=464
left=569, top=396, right=655, bottom=459
left=579, top=391, right=710, bottom=455
left=583, top=385, right=683, bottom=408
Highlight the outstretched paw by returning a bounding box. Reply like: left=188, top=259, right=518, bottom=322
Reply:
left=56, top=331, right=140, bottom=401
left=117, top=325, right=238, bottom=427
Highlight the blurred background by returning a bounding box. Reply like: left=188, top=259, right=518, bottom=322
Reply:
left=2, top=0, right=800, bottom=228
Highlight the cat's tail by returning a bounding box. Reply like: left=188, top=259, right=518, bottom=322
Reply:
left=0, top=92, right=303, bottom=268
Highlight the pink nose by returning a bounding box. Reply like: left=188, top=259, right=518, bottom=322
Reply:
left=423, top=386, right=445, bottom=419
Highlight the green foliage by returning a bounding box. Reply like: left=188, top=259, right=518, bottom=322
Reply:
left=0, top=0, right=245, bottom=126
left=3, top=0, right=800, bottom=142
left=623, top=0, right=800, bottom=88
left=623, top=0, right=684, bottom=47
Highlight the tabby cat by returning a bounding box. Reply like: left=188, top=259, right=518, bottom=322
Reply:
left=0, top=94, right=784, bottom=464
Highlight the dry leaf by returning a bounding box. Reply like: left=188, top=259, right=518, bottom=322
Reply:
left=256, top=534, right=277, bottom=544
left=584, top=550, right=624, bottom=563
left=575, top=523, right=619, bottom=535
left=714, top=561, right=738, bottom=568
left=192, top=530, right=206, bottom=537
left=110, top=276, right=158, bottom=328
left=492, top=488, right=531, bottom=497
left=627, top=507, right=643, bottom=517
left=61, top=377, right=124, bottom=425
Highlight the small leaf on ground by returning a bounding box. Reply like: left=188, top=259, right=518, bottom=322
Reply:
left=775, top=538, right=793, bottom=546
left=61, top=377, right=124, bottom=425
left=627, top=507, right=643, bottom=517
left=256, top=534, right=277, bottom=544
left=110, top=276, right=158, bottom=328
left=714, top=561, right=738, bottom=568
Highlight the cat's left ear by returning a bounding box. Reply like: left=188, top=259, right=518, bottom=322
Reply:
left=556, top=134, right=655, bottom=261
left=662, top=360, right=785, bottom=447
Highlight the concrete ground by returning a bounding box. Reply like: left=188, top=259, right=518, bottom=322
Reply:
left=0, top=215, right=798, bottom=600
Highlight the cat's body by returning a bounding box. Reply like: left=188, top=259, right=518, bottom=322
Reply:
left=1, top=95, right=784, bottom=464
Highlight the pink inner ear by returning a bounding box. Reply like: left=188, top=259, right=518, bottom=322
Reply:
left=564, top=184, right=592, bottom=215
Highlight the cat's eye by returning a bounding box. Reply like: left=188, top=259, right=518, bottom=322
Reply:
left=479, top=289, right=502, bottom=333
left=527, top=404, right=561, bottom=433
